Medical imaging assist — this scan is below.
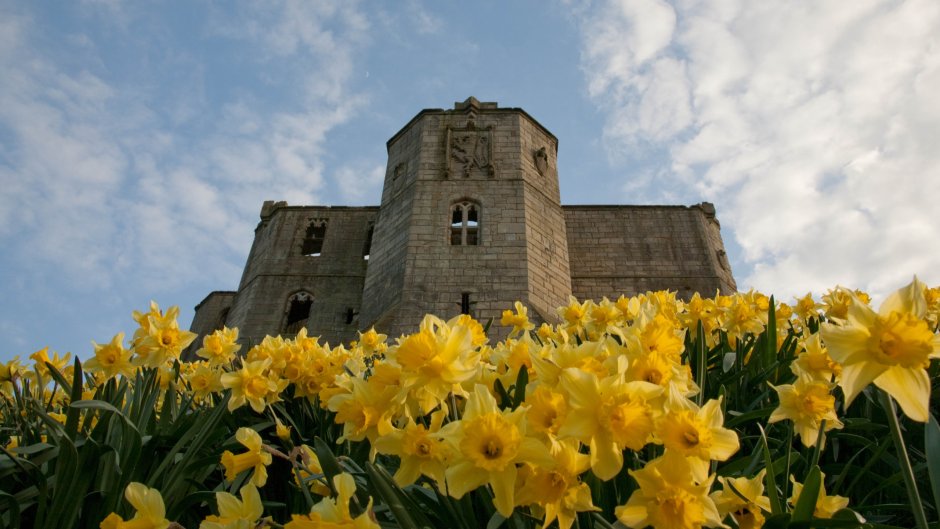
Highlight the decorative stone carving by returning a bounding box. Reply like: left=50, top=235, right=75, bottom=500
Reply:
left=392, top=162, right=406, bottom=181
left=534, top=146, right=548, bottom=176
left=444, top=125, right=496, bottom=178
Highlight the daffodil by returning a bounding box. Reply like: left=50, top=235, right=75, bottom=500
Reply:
left=86, top=333, right=135, bottom=380
left=373, top=410, right=450, bottom=487
left=525, top=385, right=569, bottom=437
left=133, top=304, right=197, bottom=368
left=501, top=301, right=535, bottom=336
left=200, top=483, right=263, bottom=529
left=389, top=315, right=481, bottom=414
left=656, top=395, right=739, bottom=481
left=195, top=327, right=241, bottom=367
left=514, top=439, right=598, bottom=529
left=100, top=482, right=171, bottom=529
left=185, top=362, right=224, bottom=401
left=29, top=347, right=71, bottom=380
left=821, top=277, right=940, bottom=422
left=616, top=451, right=723, bottom=529
left=221, top=427, right=272, bottom=487
left=768, top=376, right=843, bottom=448
left=0, top=356, right=21, bottom=394
left=442, top=384, right=553, bottom=517
left=221, top=358, right=282, bottom=413
left=710, top=469, right=771, bottom=529
left=558, top=367, right=662, bottom=480
left=284, top=473, right=379, bottom=529
left=789, top=472, right=850, bottom=519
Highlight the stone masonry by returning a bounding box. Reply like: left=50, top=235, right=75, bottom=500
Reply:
left=188, top=98, right=736, bottom=350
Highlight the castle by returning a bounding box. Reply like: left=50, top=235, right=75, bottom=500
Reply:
left=188, top=98, right=736, bottom=347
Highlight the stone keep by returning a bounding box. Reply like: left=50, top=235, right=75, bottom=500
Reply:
left=188, top=98, right=736, bottom=348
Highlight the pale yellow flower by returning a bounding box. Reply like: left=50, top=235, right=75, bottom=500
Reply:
left=200, top=483, right=263, bottom=529
left=616, top=451, right=723, bottom=529
left=501, top=301, right=535, bottom=336
left=284, top=473, right=379, bottom=529
left=514, top=439, right=598, bottom=529
left=710, top=470, right=771, bottom=529
left=789, top=472, right=850, bottom=519
left=821, top=277, right=940, bottom=421
left=768, top=376, right=843, bottom=448
left=196, top=327, right=241, bottom=367
left=373, top=410, right=451, bottom=487
left=656, top=395, right=739, bottom=481
left=221, top=427, right=272, bottom=487
left=442, top=384, right=553, bottom=517
left=100, top=482, right=171, bottom=529
left=86, top=333, right=135, bottom=380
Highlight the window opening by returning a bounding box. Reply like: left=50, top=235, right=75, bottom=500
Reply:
left=302, top=219, right=328, bottom=256
left=345, top=307, right=358, bottom=325
left=450, top=201, right=480, bottom=246
left=283, top=292, right=313, bottom=334
left=363, top=223, right=374, bottom=260
left=460, top=292, right=472, bottom=315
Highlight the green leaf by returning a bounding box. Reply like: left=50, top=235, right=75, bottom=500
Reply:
left=364, top=462, right=421, bottom=529
left=758, top=424, right=784, bottom=515
left=791, top=465, right=821, bottom=523
left=511, top=365, right=528, bottom=409
left=0, top=491, right=20, bottom=529
left=313, top=437, right=344, bottom=496
left=926, top=413, right=940, bottom=519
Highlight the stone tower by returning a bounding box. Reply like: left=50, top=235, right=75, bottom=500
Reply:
left=360, top=97, right=572, bottom=334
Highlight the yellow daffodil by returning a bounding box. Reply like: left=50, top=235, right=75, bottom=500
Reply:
left=442, top=384, right=553, bottom=517
left=200, top=483, right=263, bottom=529
left=284, top=473, right=379, bottom=529
left=710, top=469, right=771, bottom=529
left=789, top=472, right=850, bottom=519
left=616, top=451, right=723, bottom=529
left=133, top=304, right=197, bottom=368
left=791, top=332, right=841, bottom=383
left=328, top=376, right=398, bottom=445
left=195, top=327, right=241, bottom=367
left=100, top=482, right=171, bottom=529
left=86, top=333, right=135, bottom=380
left=373, top=410, right=450, bottom=487
left=558, top=368, right=662, bottom=480
left=221, top=358, right=283, bottom=413
left=525, top=385, right=569, bottom=438
left=221, top=427, right=272, bottom=487
left=185, top=362, right=224, bottom=401
left=29, top=347, right=71, bottom=380
left=768, top=376, right=843, bottom=448
left=0, top=356, right=21, bottom=394
left=820, top=277, right=940, bottom=422
left=656, top=395, right=739, bottom=481
left=501, top=301, right=535, bottom=336
left=514, top=439, right=598, bottom=529
left=389, top=315, right=481, bottom=414
left=356, top=327, right=388, bottom=355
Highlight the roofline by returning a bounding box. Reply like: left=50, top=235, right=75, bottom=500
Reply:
left=386, top=105, right=559, bottom=151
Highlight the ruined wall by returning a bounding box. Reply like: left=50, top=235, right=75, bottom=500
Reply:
left=222, top=203, right=378, bottom=348
left=564, top=204, right=736, bottom=301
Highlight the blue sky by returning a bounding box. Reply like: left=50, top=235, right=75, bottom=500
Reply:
left=2, top=0, right=938, bottom=363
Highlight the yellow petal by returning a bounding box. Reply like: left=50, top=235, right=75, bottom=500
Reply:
left=214, top=490, right=241, bottom=517
left=445, top=460, right=489, bottom=498
left=235, top=427, right=262, bottom=451
left=875, top=365, right=930, bottom=422
left=489, top=466, right=518, bottom=518
left=839, top=361, right=886, bottom=409
left=589, top=434, right=622, bottom=481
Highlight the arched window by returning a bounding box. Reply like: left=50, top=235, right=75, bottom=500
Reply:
left=283, top=292, right=313, bottom=334
left=302, top=219, right=328, bottom=256
left=450, top=201, right=480, bottom=246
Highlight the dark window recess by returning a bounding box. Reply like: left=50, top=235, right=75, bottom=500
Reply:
left=460, top=292, right=472, bottom=315
left=363, top=223, right=374, bottom=260
left=451, top=207, right=463, bottom=245
left=284, top=293, right=313, bottom=334
left=214, top=308, right=230, bottom=331
left=466, top=205, right=479, bottom=245
left=302, top=220, right=328, bottom=256
left=345, top=307, right=358, bottom=325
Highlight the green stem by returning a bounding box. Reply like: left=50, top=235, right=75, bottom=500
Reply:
left=878, top=389, right=928, bottom=529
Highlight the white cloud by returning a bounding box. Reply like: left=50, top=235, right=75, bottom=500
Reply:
left=572, top=0, right=940, bottom=300
left=0, top=1, right=369, bottom=296
left=333, top=163, right=385, bottom=204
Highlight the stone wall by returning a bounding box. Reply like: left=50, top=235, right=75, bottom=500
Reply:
left=564, top=204, right=736, bottom=301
